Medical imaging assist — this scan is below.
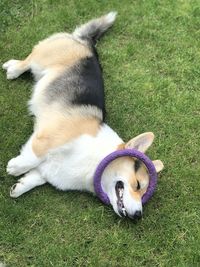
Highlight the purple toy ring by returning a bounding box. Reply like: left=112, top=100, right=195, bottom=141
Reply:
left=93, top=149, right=158, bottom=205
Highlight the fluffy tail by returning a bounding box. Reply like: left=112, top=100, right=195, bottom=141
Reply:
left=73, top=11, right=117, bottom=45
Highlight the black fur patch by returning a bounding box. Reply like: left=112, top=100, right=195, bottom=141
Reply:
left=46, top=48, right=106, bottom=121
left=72, top=56, right=105, bottom=117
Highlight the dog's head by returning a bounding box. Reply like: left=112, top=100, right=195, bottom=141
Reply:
left=101, top=132, right=164, bottom=220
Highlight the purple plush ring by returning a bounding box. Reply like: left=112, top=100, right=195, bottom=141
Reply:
left=93, top=149, right=157, bottom=205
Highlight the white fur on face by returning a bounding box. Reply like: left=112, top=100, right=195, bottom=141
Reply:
left=101, top=157, right=144, bottom=218
left=122, top=188, right=142, bottom=217
left=103, top=179, right=143, bottom=218
left=101, top=154, right=164, bottom=218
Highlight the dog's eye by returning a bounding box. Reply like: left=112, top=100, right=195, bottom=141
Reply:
left=134, top=160, right=141, bottom=172
left=137, top=180, right=141, bottom=190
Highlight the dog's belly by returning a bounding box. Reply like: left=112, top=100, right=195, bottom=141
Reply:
left=37, top=135, right=98, bottom=192
left=37, top=124, right=123, bottom=193
left=38, top=152, right=94, bottom=192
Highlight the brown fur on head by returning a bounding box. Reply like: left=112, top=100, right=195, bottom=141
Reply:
left=102, top=132, right=164, bottom=219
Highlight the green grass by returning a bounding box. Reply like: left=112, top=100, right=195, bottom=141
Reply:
left=1, top=0, right=200, bottom=266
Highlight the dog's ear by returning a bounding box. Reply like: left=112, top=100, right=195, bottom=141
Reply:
left=153, top=160, right=164, bottom=172
left=125, top=132, right=154, bottom=153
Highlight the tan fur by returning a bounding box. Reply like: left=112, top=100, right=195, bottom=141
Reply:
left=107, top=156, right=134, bottom=171
left=30, top=35, right=92, bottom=69
left=13, top=34, right=92, bottom=85
left=32, top=109, right=100, bottom=157
left=117, top=143, right=125, bottom=150
left=105, top=156, right=135, bottom=181
left=15, top=34, right=99, bottom=157
left=18, top=35, right=93, bottom=114
left=129, top=164, right=149, bottom=196
left=15, top=54, right=32, bottom=72
left=129, top=190, right=141, bottom=201
left=105, top=155, right=149, bottom=200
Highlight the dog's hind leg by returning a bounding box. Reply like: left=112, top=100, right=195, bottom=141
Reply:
left=7, top=108, right=100, bottom=177
left=10, top=169, right=46, bottom=198
left=2, top=55, right=31, bottom=80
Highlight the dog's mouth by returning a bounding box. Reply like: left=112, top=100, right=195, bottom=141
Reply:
left=115, top=181, right=127, bottom=217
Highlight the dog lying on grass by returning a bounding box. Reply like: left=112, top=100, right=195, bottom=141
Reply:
left=3, top=12, right=163, bottom=220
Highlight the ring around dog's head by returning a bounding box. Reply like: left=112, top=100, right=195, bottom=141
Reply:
left=95, top=132, right=164, bottom=220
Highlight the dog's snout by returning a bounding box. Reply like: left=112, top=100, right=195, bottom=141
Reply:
left=133, top=210, right=142, bottom=220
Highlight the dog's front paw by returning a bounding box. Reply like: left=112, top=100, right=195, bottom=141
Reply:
left=7, top=156, right=29, bottom=176
left=2, top=59, right=21, bottom=79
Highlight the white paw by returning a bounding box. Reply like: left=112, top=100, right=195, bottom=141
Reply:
left=2, top=59, right=18, bottom=70
left=7, top=156, right=29, bottom=176
left=2, top=59, right=21, bottom=79
left=10, top=182, right=23, bottom=198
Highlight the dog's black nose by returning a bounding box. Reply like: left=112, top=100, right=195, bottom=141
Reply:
left=133, top=210, right=142, bottom=220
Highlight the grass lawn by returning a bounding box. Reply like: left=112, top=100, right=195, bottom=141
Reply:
left=0, top=0, right=200, bottom=266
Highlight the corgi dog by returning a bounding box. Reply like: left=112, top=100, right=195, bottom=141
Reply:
left=3, top=12, right=164, bottom=220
